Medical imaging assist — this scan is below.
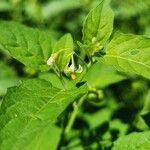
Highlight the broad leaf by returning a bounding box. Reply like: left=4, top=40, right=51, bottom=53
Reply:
left=26, top=124, right=61, bottom=150
left=85, top=62, right=126, bottom=88
left=39, top=72, right=74, bottom=89
left=0, top=21, right=54, bottom=71
left=82, top=0, right=114, bottom=55
left=51, top=33, right=73, bottom=71
left=0, top=79, right=87, bottom=150
left=100, top=32, right=150, bottom=79
left=112, top=131, right=150, bottom=150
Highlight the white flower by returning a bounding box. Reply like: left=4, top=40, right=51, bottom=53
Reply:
left=76, top=64, right=83, bottom=73
left=47, top=56, right=55, bottom=66
left=67, top=64, right=83, bottom=73
left=68, top=64, right=75, bottom=72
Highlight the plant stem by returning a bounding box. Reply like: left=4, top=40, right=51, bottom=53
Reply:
left=74, top=53, right=89, bottom=82
left=59, top=72, right=67, bottom=89
left=74, top=52, right=88, bottom=70
left=53, top=66, right=67, bottom=89
left=64, top=94, right=87, bottom=134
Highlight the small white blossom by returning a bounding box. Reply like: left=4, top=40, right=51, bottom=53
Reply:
left=47, top=56, right=55, bottom=66
left=76, top=64, right=83, bottom=73
left=68, top=64, right=75, bottom=72
left=65, top=63, right=83, bottom=74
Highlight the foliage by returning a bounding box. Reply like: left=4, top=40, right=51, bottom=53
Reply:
left=100, top=32, right=150, bottom=79
left=112, top=131, right=150, bottom=150
left=0, top=0, right=149, bottom=150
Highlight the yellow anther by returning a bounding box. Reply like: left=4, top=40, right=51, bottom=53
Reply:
left=71, top=73, right=77, bottom=80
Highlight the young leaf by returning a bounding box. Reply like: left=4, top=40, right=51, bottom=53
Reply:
left=0, top=21, right=54, bottom=71
left=50, top=33, right=73, bottom=71
left=0, top=79, right=87, bottom=150
left=82, top=0, right=114, bottom=55
left=112, top=131, right=150, bottom=150
left=100, top=32, right=150, bottom=79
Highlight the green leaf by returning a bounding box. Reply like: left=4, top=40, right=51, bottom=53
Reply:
left=85, top=62, right=126, bottom=88
left=0, top=21, right=54, bottom=71
left=100, top=32, right=150, bottom=79
left=38, top=72, right=74, bottom=89
left=51, top=33, right=73, bottom=71
left=82, top=0, right=114, bottom=55
left=0, top=79, right=87, bottom=150
left=0, top=61, right=19, bottom=96
left=112, top=131, right=150, bottom=150
left=25, top=124, right=61, bottom=150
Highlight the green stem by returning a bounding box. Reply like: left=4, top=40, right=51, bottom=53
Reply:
left=74, top=52, right=88, bottom=70
left=53, top=65, right=66, bottom=89
left=74, top=53, right=89, bottom=82
left=59, top=72, right=67, bottom=89
left=64, top=94, right=87, bottom=134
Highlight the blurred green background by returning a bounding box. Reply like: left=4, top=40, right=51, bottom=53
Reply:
left=0, top=0, right=150, bottom=149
